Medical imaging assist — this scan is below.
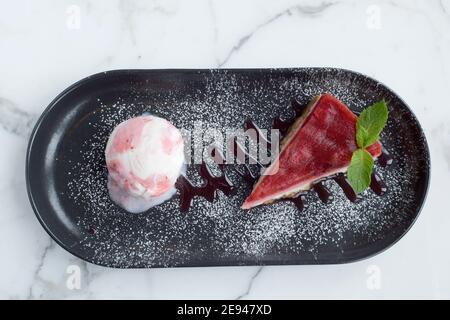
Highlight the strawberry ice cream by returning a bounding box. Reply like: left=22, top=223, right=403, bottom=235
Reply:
left=105, top=115, right=185, bottom=213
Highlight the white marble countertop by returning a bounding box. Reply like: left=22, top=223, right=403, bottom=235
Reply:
left=0, top=0, right=449, bottom=299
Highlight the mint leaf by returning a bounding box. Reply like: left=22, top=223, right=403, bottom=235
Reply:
left=348, top=149, right=374, bottom=193
left=356, top=100, right=388, bottom=148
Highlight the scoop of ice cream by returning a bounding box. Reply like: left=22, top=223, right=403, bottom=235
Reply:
left=105, top=115, right=184, bottom=212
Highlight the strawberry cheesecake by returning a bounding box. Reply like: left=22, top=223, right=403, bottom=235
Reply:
left=242, top=94, right=382, bottom=209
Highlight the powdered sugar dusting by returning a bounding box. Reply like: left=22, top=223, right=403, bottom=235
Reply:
left=59, top=68, right=429, bottom=267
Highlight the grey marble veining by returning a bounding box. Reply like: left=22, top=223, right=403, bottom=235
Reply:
left=216, top=1, right=337, bottom=67
left=0, top=98, right=37, bottom=137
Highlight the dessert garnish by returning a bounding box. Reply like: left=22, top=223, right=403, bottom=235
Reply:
left=348, top=100, right=388, bottom=193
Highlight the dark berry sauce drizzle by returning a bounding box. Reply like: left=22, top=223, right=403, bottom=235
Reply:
left=175, top=148, right=233, bottom=212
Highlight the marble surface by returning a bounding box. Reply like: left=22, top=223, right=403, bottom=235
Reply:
left=0, top=0, right=449, bottom=299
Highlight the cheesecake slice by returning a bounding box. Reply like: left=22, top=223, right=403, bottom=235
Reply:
left=242, top=93, right=382, bottom=209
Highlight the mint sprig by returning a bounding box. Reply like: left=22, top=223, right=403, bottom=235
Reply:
left=348, top=100, right=388, bottom=193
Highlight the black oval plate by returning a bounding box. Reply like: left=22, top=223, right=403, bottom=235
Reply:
left=26, top=68, right=430, bottom=268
